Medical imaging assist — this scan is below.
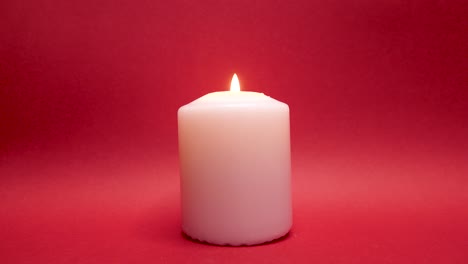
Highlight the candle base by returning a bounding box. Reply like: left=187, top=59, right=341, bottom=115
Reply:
left=182, top=226, right=291, bottom=246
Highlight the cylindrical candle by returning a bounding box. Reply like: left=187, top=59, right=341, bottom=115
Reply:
left=178, top=75, right=292, bottom=246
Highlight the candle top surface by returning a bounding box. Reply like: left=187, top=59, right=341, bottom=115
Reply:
left=182, top=91, right=288, bottom=109
left=180, top=75, right=288, bottom=111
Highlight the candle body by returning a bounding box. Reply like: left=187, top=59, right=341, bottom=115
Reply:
left=178, top=91, right=292, bottom=246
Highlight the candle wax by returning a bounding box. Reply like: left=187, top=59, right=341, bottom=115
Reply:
left=178, top=91, right=292, bottom=246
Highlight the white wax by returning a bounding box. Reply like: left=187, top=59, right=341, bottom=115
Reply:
left=178, top=91, right=292, bottom=246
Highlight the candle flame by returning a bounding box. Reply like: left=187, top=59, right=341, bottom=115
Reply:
left=230, top=73, right=240, bottom=92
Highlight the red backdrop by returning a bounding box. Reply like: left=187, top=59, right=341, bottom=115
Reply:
left=1, top=0, right=467, bottom=263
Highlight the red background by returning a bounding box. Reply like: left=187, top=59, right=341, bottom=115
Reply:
left=1, top=0, right=468, bottom=263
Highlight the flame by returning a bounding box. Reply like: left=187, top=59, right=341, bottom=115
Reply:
left=230, top=73, right=240, bottom=92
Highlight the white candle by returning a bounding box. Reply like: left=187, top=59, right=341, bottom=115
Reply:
left=178, top=74, right=292, bottom=246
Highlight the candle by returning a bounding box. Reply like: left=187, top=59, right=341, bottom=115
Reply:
left=178, top=74, right=292, bottom=246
